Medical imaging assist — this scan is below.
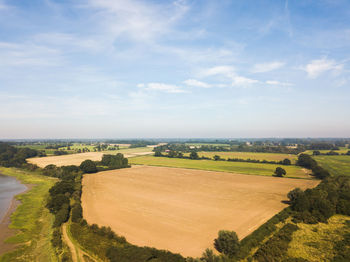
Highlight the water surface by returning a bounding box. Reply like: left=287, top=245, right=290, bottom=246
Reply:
left=0, top=174, right=27, bottom=221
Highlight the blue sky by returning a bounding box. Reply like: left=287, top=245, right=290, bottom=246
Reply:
left=0, top=0, right=349, bottom=138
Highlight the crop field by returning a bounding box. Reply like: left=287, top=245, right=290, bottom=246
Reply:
left=81, top=166, right=319, bottom=257
left=185, top=143, right=232, bottom=147
left=187, top=151, right=297, bottom=163
left=313, top=155, right=350, bottom=176
left=28, top=147, right=153, bottom=168
left=129, top=156, right=311, bottom=179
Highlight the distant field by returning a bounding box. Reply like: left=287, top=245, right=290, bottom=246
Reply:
left=28, top=147, right=153, bottom=168
left=185, top=143, right=232, bottom=147
left=82, top=166, right=318, bottom=257
left=188, top=151, right=297, bottom=163
left=129, top=156, right=311, bottom=179
left=313, top=155, right=350, bottom=176
left=303, top=147, right=349, bottom=155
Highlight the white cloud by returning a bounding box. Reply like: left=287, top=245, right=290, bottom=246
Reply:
left=304, top=58, right=343, bottom=78
left=252, top=61, right=285, bottom=73
left=139, top=82, right=187, bottom=93
left=183, top=79, right=211, bottom=88
left=199, top=65, right=259, bottom=87
left=232, top=76, right=258, bottom=86
left=266, top=80, right=292, bottom=86
left=200, top=65, right=235, bottom=78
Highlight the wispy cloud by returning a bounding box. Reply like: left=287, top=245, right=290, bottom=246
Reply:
left=252, top=61, right=285, bottom=73
left=184, top=79, right=211, bottom=88
left=304, top=58, right=343, bottom=78
left=85, top=0, right=189, bottom=43
left=266, top=80, right=292, bottom=86
left=139, top=82, right=187, bottom=93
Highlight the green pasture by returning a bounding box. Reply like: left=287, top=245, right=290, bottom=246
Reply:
left=0, top=168, right=58, bottom=262
left=303, top=147, right=349, bottom=155
left=313, top=155, right=350, bottom=176
left=129, top=156, right=311, bottom=179
left=187, top=151, right=297, bottom=163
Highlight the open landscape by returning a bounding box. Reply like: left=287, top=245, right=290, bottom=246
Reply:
left=1, top=1, right=350, bottom=261
left=82, top=165, right=319, bottom=257
left=129, top=156, right=310, bottom=178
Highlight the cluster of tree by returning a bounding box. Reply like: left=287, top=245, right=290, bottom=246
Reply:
left=307, top=143, right=339, bottom=150
left=227, top=157, right=292, bottom=166
left=288, top=175, right=350, bottom=224
left=313, top=150, right=350, bottom=156
left=45, top=143, right=72, bottom=149
left=76, top=147, right=91, bottom=153
left=53, top=150, right=69, bottom=156
left=0, top=143, right=43, bottom=167
left=296, top=154, right=330, bottom=179
left=94, top=144, right=109, bottom=151
left=100, top=154, right=129, bottom=169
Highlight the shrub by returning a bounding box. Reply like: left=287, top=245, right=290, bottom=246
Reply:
left=53, top=204, right=70, bottom=227
left=274, top=167, right=286, bottom=177
left=214, top=230, right=240, bottom=257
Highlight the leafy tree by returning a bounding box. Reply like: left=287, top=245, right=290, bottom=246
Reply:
left=274, top=167, right=286, bottom=177
left=281, top=158, right=291, bottom=165
left=313, top=150, right=321, bottom=155
left=189, top=151, right=199, bottom=160
left=80, top=160, right=97, bottom=173
left=213, top=155, right=221, bottom=161
left=214, top=230, right=240, bottom=257
left=46, top=194, right=70, bottom=214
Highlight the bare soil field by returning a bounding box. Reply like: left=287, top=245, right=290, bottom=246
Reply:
left=82, top=166, right=319, bottom=257
left=28, top=151, right=153, bottom=168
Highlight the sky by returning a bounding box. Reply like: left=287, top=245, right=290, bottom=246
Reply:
left=0, top=0, right=349, bottom=138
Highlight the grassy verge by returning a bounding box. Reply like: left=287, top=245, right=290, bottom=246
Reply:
left=0, top=167, right=58, bottom=262
left=129, top=156, right=311, bottom=179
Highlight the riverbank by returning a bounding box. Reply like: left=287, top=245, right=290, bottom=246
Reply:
left=0, top=167, right=58, bottom=262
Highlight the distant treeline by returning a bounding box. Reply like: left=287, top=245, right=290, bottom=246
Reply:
left=313, top=150, right=350, bottom=156
left=0, top=142, right=45, bottom=167
left=154, top=143, right=305, bottom=154
left=155, top=150, right=293, bottom=166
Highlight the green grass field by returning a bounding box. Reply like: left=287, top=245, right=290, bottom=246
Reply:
left=303, top=147, right=349, bottom=155
left=129, top=156, right=311, bottom=179
left=0, top=168, right=58, bottom=262
left=313, top=155, right=350, bottom=176
left=186, top=151, right=297, bottom=163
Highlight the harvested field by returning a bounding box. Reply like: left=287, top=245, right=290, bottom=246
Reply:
left=82, top=166, right=319, bottom=257
left=28, top=149, right=153, bottom=168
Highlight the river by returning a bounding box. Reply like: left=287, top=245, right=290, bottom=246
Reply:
left=0, top=174, right=27, bottom=222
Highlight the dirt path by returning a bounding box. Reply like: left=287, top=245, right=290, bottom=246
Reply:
left=62, top=223, right=80, bottom=262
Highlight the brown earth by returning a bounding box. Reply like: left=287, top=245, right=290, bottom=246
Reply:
left=81, top=166, right=319, bottom=257
left=28, top=151, right=153, bottom=168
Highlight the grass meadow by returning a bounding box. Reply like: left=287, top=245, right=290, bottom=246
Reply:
left=187, top=151, right=297, bottom=163
left=0, top=168, right=58, bottom=262
left=313, top=155, right=350, bottom=176
left=129, top=156, right=311, bottom=179
left=303, top=147, right=349, bottom=155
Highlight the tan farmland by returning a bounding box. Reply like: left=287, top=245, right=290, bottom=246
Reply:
left=82, top=166, right=319, bottom=257
left=28, top=151, right=153, bottom=168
